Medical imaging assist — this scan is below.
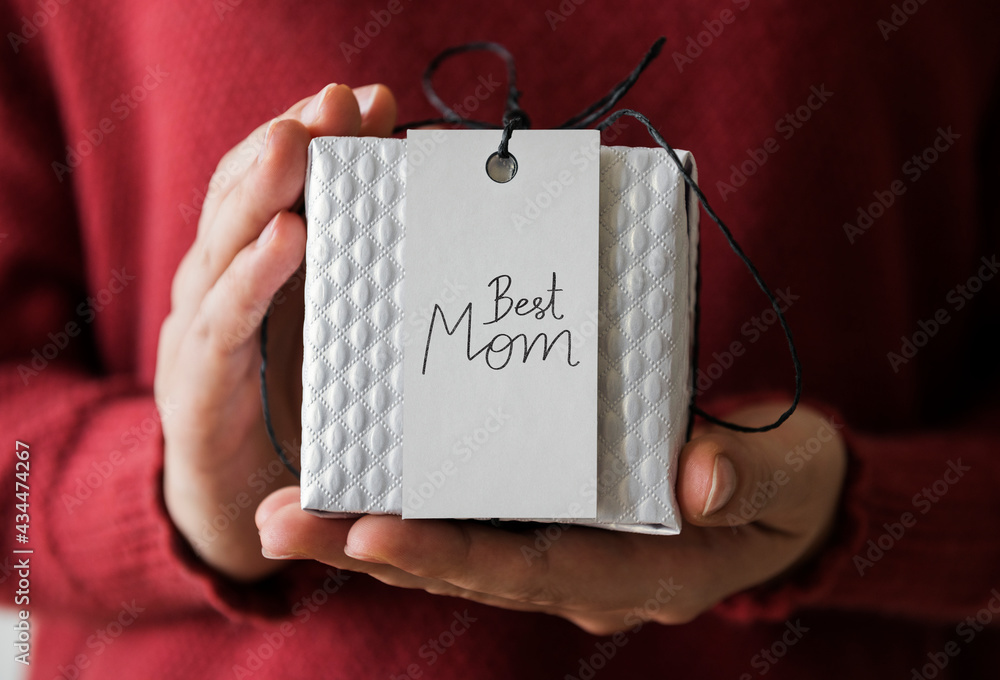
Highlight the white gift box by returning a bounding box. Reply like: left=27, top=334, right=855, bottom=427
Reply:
left=299, top=137, right=698, bottom=534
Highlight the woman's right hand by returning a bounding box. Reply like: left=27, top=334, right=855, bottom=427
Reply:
left=154, top=83, right=397, bottom=581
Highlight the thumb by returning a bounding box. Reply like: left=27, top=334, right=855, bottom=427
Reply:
left=675, top=432, right=813, bottom=530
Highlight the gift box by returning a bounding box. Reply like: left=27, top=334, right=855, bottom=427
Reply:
left=299, top=136, right=698, bottom=534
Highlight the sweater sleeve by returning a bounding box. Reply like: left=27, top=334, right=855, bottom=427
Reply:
left=711, top=393, right=1000, bottom=625
left=0, top=6, right=290, bottom=622
left=713, top=66, right=1000, bottom=627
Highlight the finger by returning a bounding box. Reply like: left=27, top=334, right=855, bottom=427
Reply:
left=172, top=118, right=312, bottom=314
left=199, top=83, right=364, bottom=229
left=676, top=419, right=841, bottom=533
left=199, top=82, right=394, bottom=232
left=340, top=515, right=672, bottom=611
left=256, top=502, right=585, bottom=617
left=197, top=93, right=311, bottom=228
left=257, top=502, right=454, bottom=589
left=342, top=517, right=707, bottom=629
left=675, top=434, right=740, bottom=527
left=178, top=84, right=395, bottom=314
left=358, top=565, right=568, bottom=618
left=189, top=210, right=306, bottom=358
left=258, top=500, right=355, bottom=558
left=185, top=84, right=380, bottom=311
left=205, top=118, right=311, bottom=284
left=255, top=485, right=301, bottom=527
left=354, top=84, right=398, bottom=137
left=262, top=503, right=718, bottom=629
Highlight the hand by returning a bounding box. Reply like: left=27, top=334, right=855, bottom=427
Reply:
left=155, top=83, right=397, bottom=581
left=255, top=403, right=847, bottom=632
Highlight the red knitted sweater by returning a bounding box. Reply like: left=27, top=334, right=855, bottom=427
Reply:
left=1, top=1, right=999, bottom=678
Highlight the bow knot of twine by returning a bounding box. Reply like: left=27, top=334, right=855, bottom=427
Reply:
left=260, top=36, right=804, bottom=478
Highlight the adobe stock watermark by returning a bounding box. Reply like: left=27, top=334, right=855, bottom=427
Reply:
left=738, top=619, right=810, bottom=679
left=715, top=83, right=833, bottom=201
left=909, top=588, right=1000, bottom=680
left=509, top=125, right=629, bottom=233
left=522, top=416, right=680, bottom=565
left=623, top=576, right=683, bottom=630
left=853, top=458, right=970, bottom=576
left=60, top=397, right=178, bottom=514
left=177, top=106, right=283, bottom=224
left=520, top=521, right=571, bottom=566
left=213, top=0, right=244, bottom=21
left=562, top=578, right=683, bottom=680
left=194, top=444, right=300, bottom=551
left=401, top=277, right=469, bottom=350
left=544, top=0, right=588, bottom=30
left=404, top=407, right=512, bottom=512
left=401, top=68, right=509, bottom=166
left=53, top=600, right=146, bottom=680
left=843, top=126, right=959, bottom=244
left=401, top=70, right=503, bottom=132
left=17, top=268, right=136, bottom=385
left=886, top=254, right=997, bottom=373
left=671, top=0, right=752, bottom=73
left=51, top=65, right=169, bottom=183
left=338, top=0, right=411, bottom=63
left=877, top=0, right=931, bottom=41
left=694, top=288, right=798, bottom=397
left=7, top=0, right=69, bottom=53
left=391, top=610, right=478, bottom=680
left=508, top=152, right=594, bottom=232
left=221, top=266, right=305, bottom=351
left=406, top=128, right=448, bottom=171
left=521, top=440, right=644, bottom=566
left=231, top=568, right=351, bottom=678
left=446, top=73, right=502, bottom=120
left=725, top=417, right=844, bottom=530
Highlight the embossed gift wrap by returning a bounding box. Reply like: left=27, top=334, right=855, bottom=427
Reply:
left=300, top=137, right=698, bottom=534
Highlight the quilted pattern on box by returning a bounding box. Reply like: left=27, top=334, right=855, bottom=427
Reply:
left=301, top=137, right=698, bottom=534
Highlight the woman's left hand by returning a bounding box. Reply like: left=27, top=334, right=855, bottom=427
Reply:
left=256, top=402, right=846, bottom=634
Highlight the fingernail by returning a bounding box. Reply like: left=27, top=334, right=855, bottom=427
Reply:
left=261, top=546, right=297, bottom=560
left=301, top=84, right=334, bottom=125
left=257, top=119, right=278, bottom=164
left=257, top=215, right=278, bottom=248
left=344, top=545, right=386, bottom=564
left=352, top=84, right=378, bottom=117
left=703, top=455, right=736, bottom=516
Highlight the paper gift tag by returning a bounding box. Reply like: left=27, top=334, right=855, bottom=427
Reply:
left=402, top=129, right=600, bottom=519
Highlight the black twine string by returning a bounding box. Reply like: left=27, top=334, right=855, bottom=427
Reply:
left=594, top=109, right=802, bottom=432
left=392, top=39, right=666, bottom=160
left=393, top=36, right=801, bottom=433
left=260, top=37, right=802, bottom=477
